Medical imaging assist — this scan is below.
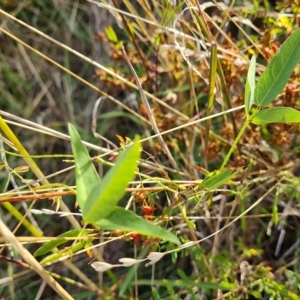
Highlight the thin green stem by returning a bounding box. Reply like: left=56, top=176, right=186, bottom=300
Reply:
left=204, top=42, right=218, bottom=169
left=220, top=117, right=250, bottom=171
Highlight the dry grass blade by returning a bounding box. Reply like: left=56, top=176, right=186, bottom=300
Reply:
left=0, top=110, right=187, bottom=176
left=0, top=8, right=187, bottom=120
left=0, top=26, right=150, bottom=126
left=0, top=219, right=74, bottom=300
left=122, top=46, right=178, bottom=172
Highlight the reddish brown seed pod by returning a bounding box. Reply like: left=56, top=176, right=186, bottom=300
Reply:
left=141, top=205, right=154, bottom=215
left=130, top=232, right=142, bottom=245
left=134, top=191, right=148, bottom=202
left=286, top=84, right=294, bottom=95
left=271, top=43, right=278, bottom=54
left=262, top=47, right=271, bottom=59
left=130, top=232, right=141, bottom=239
left=139, top=103, right=147, bottom=116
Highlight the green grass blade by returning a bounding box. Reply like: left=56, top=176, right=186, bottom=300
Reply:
left=137, top=279, right=237, bottom=290
left=83, top=137, right=141, bottom=223
left=152, top=287, right=161, bottom=300
left=251, top=107, right=300, bottom=125
left=68, top=123, right=100, bottom=209
left=207, top=43, right=217, bottom=114
left=96, top=206, right=180, bottom=244
left=119, top=245, right=151, bottom=295
left=254, top=28, right=300, bottom=107
left=1, top=202, right=43, bottom=237
left=34, top=229, right=93, bottom=257
left=204, top=43, right=218, bottom=168
left=202, top=169, right=237, bottom=191
left=40, top=242, right=85, bottom=265
left=162, top=279, right=176, bottom=296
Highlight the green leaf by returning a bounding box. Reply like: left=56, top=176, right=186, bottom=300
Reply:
left=162, top=279, right=176, bottom=296
left=207, top=43, right=218, bottom=113
left=266, top=278, right=300, bottom=300
left=68, top=124, right=100, bottom=209
left=177, top=269, right=191, bottom=283
left=254, top=28, right=300, bottom=107
left=245, top=55, right=256, bottom=115
left=181, top=205, right=195, bottom=229
left=40, top=242, right=86, bottom=265
left=249, top=291, right=262, bottom=298
left=152, top=287, right=161, bottom=300
left=96, top=206, right=180, bottom=244
left=251, top=107, right=300, bottom=125
left=105, top=26, right=118, bottom=43
left=83, top=138, right=141, bottom=223
left=202, top=169, right=236, bottom=191
left=34, top=229, right=93, bottom=257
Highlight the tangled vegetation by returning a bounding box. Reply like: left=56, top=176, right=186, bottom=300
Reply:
left=0, top=0, right=300, bottom=299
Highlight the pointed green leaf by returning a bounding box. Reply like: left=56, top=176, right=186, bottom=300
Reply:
left=207, top=43, right=218, bottom=113
left=40, top=242, right=86, bottom=265
left=162, top=280, right=176, bottom=296
left=68, top=124, right=100, bottom=209
left=245, top=55, right=256, bottom=115
left=203, top=169, right=236, bottom=191
left=251, top=107, right=300, bottom=125
left=96, top=206, right=180, bottom=244
left=83, top=138, right=141, bottom=223
left=267, top=278, right=300, bottom=300
left=254, top=28, right=300, bottom=107
left=181, top=205, right=195, bottom=229
left=151, top=287, right=161, bottom=300
left=34, top=229, right=93, bottom=257
left=105, top=26, right=118, bottom=43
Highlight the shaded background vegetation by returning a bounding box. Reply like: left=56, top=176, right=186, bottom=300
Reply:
left=0, top=0, right=300, bottom=299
